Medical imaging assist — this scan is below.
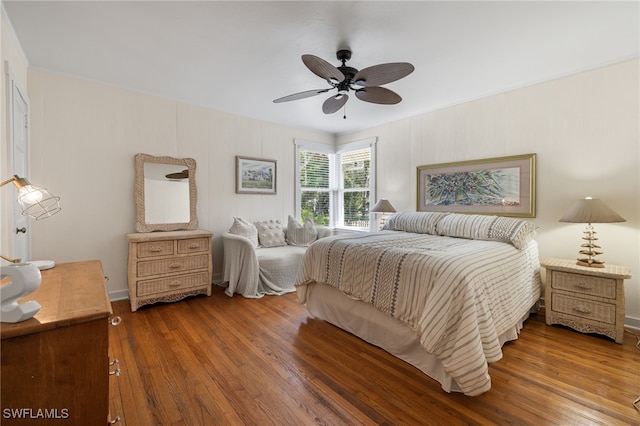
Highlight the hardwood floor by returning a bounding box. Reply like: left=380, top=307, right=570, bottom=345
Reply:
left=109, top=285, right=640, bottom=425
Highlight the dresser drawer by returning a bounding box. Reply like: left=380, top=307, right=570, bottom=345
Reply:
left=177, top=237, right=209, bottom=254
left=551, top=293, right=616, bottom=324
left=137, top=272, right=210, bottom=296
left=137, top=254, right=209, bottom=277
left=551, top=271, right=616, bottom=299
left=137, top=240, right=175, bottom=258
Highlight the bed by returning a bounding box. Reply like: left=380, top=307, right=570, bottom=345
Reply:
left=295, top=212, right=542, bottom=396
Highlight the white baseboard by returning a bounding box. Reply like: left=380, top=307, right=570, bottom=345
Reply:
left=109, top=289, right=129, bottom=302
left=625, top=315, right=640, bottom=331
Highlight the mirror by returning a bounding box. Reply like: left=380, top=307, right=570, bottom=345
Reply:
left=134, top=153, right=198, bottom=232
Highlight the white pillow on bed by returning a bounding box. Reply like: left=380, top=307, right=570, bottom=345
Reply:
left=228, top=217, right=259, bottom=248
left=286, top=215, right=318, bottom=246
left=436, top=213, right=537, bottom=249
left=382, top=211, right=450, bottom=235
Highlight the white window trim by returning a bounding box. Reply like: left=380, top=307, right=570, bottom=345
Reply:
left=294, top=137, right=377, bottom=230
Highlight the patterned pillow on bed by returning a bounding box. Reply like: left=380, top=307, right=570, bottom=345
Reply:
left=382, top=211, right=450, bottom=235
left=228, top=217, right=259, bottom=248
left=254, top=219, right=287, bottom=248
left=435, top=213, right=537, bottom=249
left=286, top=215, right=318, bottom=246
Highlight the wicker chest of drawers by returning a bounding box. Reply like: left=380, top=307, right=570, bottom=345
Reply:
left=127, top=229, right=213, bottom=311
left=541, top=258, right=631, bottom=344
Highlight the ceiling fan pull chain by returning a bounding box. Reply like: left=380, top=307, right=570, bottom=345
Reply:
left=343, top=104, right=347, bottom=120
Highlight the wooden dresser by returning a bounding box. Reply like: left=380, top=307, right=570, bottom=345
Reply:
left=541, top=258, right=631, bottom=344
left=127, top=229, right=213, bottom=312
left=1, top=260, right=118, bottom=425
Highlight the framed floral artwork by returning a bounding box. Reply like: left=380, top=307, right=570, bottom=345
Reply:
left=417, top=153, right=536, bottom=217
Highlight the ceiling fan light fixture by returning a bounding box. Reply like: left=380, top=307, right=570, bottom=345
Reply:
left=274, top=50, right=414, bottom=113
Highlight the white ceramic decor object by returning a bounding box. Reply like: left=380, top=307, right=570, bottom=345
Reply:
left=0, top=263, right=42, bottom=323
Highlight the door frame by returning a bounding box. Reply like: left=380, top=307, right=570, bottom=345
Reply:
left=5, top=61, right=31, bottom=263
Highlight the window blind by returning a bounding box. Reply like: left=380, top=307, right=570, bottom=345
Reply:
left=299, top=149, right=331, bottom=226
left=339, top=147, right=371, bottom=228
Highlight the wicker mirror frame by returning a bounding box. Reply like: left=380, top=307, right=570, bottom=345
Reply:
left=134, top=153, right=198, bottom=232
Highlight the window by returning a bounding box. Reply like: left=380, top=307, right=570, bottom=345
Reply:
left=339, top=146, right=372, bottom=229
left=298, top=148, right=331, bottom=226
left=295, top=138, right=376, bottom=230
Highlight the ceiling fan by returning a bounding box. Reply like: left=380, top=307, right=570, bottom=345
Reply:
left=273, top=49, right=414, bottom=115
left=165, top=170, right=188, bottom=180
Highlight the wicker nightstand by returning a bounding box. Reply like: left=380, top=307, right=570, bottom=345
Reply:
left=541, top=258, right=631, bottom=344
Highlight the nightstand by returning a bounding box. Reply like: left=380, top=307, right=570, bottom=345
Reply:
left=541, top=258, right=631, bottom=344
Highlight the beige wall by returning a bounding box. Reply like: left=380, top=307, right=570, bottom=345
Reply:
left=26, top=69, right=334, bottom=300
left=338, top=59, right=640, bottom=326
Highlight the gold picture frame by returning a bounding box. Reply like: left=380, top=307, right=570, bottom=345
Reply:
left=417, top=153, right=536, bottom=217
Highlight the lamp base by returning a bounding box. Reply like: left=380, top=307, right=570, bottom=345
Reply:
left=576, top=258, right=605, bottom=268
left=29, top=260, right=55, bottom=270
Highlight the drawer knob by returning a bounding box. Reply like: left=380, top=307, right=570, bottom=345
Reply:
left=188, top=243, right=200, bottom=249
left=572, top=305, right=592, bottom=314
left=169, top=281, right=182, bottom=287
left=149, top=247, right=163, bottom=252
left=109, top=358, right=121, bottom=376
left=574, top=282, right=592, bottom=291
left=169, top=263, right=182, bottom=269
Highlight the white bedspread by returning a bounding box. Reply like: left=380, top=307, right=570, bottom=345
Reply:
left=296, top=231, right=541, bottom=396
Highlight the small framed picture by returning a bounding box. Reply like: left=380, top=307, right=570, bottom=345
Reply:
left=236, top=156, right=277, bottom=194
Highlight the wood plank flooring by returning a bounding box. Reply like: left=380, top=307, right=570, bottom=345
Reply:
left=109, top=285, right=640, bottom=425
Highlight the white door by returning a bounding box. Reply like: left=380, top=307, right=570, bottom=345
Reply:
left=9, top=68, right=30, bottom=263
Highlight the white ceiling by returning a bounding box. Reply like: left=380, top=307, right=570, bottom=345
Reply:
left=3, top=1, right=639, bottom=136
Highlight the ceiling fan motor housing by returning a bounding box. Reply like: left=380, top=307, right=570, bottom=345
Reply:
left=337, top=49, right=358, bottom=83
left=337, top=66, right=358, bottom=87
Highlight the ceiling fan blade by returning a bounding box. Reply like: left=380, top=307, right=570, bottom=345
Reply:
left=273, top=88, right=330, bottom=103
left=353, top=62, right=414, bottom=87
left=322, top=94, right=349, bottom=114
left=302, top=54, right=345, bottom=83
left=355, top=87, right=402, bottom=104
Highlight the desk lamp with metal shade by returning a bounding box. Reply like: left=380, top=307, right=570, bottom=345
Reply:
left=0, top=175, right=61, bottom=322
left=559, top=197, right=625, bottom=268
